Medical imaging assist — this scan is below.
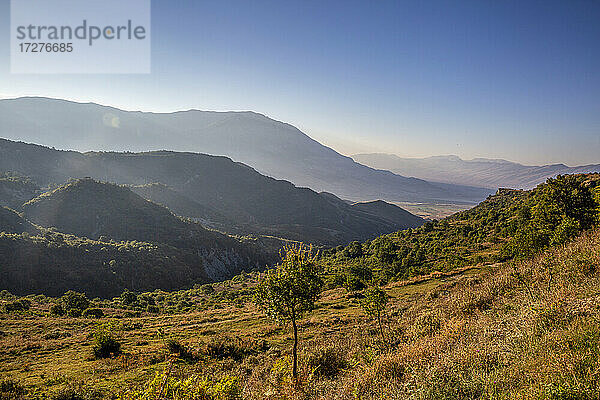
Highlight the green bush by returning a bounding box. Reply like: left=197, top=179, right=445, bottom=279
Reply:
left=61, top=291, right=89, bottom=313
left=203, top=335, right=268, bottom=361
left=3, top=299, right=31, bottom=313
left=50, top=303, right=65, bottom=316
left=165, top=338, right=196, bottom=361
left=92, top=323, right=122, bottom=359
left=66, top=308, right=82, bottom=318
left=0, top=290, right=14, bottom=300
left=120, top=290, right=137, bottom=305
left=146, top=305, right=159, bottom=313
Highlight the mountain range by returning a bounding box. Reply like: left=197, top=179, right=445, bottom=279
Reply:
left=0, top=138, right=424, bottom=245
left=353, top=153, right=600, bottom=190
left=0, top=97, right=492, bottom=204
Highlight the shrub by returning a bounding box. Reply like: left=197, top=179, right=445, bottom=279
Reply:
left=50, top=303, right=65, bottom=316
left=120, top=290, right=137, bottom=305
left=92, top=323, right=122, bottom=359
left=199, top=284, right=215, bottom=295
left=146, top=305, right=159, bottom=313
left=0, top=290, right=14, bottom=300
left=305, top=345, right=349, bottom=377
left=165, top=338, right=196, bottom=361
left=3, top=299, right=31, bottom=313
left=203, top=335, right=268, bottom=361
left=61, top=291, right=89, bottom=313
left=82, top=308, right=105, bottom=318
left=66, top=308, right=82, bottom=318
left=126, top=371, right=241, bottom=400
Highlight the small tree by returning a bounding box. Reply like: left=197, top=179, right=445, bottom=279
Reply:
left=61, top=290, right=89, bottom=314
left=253, top=244, right=322, bottom=379
left=120, top=289, right=137, bottom=305
left=361, top=286, right=389, bottom=344
left=92, top=322, right=122, bottom=359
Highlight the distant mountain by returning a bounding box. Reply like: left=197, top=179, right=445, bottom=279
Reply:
left=0, top=97, right=492, bottom=204
left=0, top=138, right=424, bottom=245
left=353, top=153, right=600, bottom=190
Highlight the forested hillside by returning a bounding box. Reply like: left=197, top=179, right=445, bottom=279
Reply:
left=0, top=174, right=40, bottom=209
left=0, top=179, right=281, bottom=297
left=0, top=138, right=424, bottom=245
left=322, top=174, right=600, bottom=289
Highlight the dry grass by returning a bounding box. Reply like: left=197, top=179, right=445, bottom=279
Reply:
left=1, top=230, right=599, bottom=399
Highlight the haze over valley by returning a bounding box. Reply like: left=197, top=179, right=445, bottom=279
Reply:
left=354, top=153, right=600, bottom=190
left=0, top=97, right=492, bottom=205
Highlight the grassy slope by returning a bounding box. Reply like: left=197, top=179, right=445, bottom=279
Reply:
left=1, top=228, right=599, bottom=399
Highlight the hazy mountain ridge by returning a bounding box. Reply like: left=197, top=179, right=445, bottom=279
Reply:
left=0, top=97, right=492, bottom=204
left=0, top=175, right=41, bottom=209
left=353, top=153, right=600, bottom=189
left=0, top=138, right=424, bottom=245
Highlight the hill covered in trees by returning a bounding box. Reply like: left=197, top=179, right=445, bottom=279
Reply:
left=0, top=179, right=283, bottom=297
left=0, top=138, right=424, bottom=245
left=322, top=174, right=600, bottom=289
left=0, top=173, right=40, bottom=209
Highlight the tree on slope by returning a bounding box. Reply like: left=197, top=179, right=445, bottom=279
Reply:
left=253, top=244, right=322, bottom=380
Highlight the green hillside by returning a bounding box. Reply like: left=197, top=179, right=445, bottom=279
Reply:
left=130, top=183, right=234, bottom=230
left=0, top=231, right=208, bottom=298
left=0, top=179, right=282, bottom=297
left=322, top=174, right=600, bottom=288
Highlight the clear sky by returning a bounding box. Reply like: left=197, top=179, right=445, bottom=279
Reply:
left=0, top=0, right=598, bottom=165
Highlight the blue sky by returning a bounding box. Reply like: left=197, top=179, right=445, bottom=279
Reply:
left=0, top=0, right=599, bottom=165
